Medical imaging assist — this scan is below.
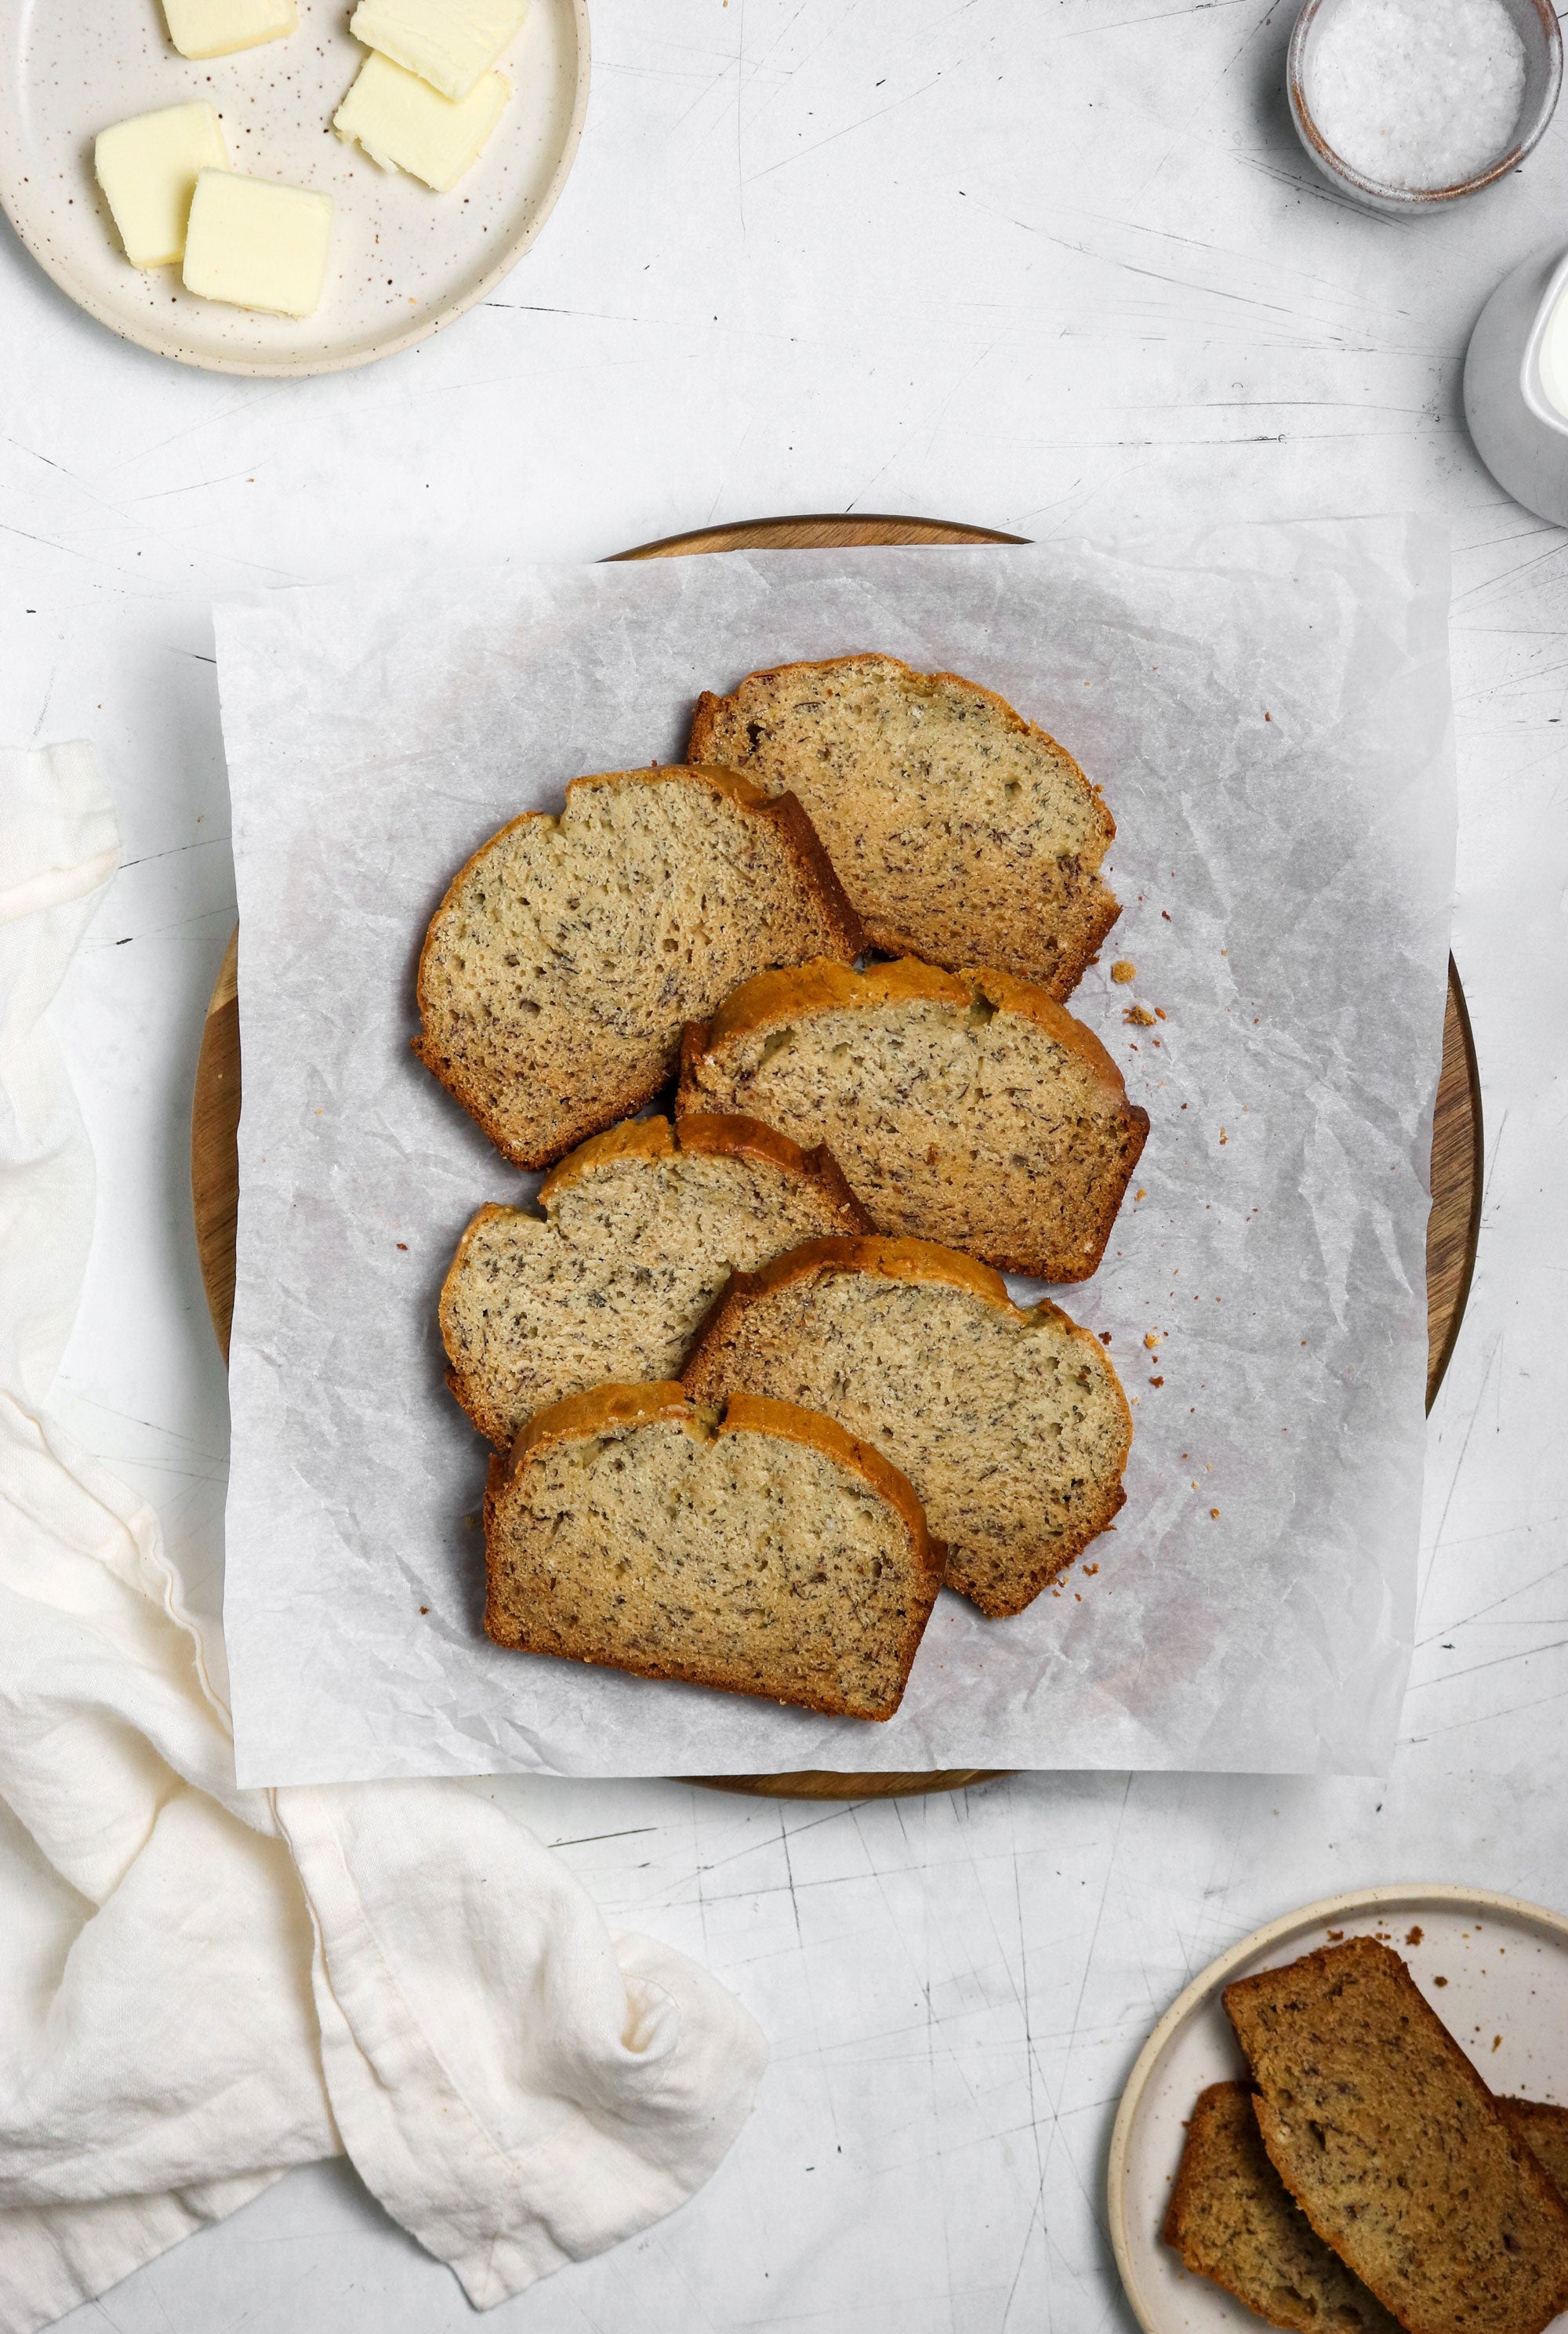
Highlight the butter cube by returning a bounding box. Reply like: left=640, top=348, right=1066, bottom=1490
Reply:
left=161, top=0, right=296, bottom=59
left=95, top=103, right=227, bottom=270
left=334, top=53, right=508, bottom=191
left=182, top=170, right=332, bottom=318
left=347, top=0, right=526, bottom=100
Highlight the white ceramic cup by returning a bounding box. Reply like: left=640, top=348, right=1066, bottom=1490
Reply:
left=1465, top=243, right=1568, bottom=525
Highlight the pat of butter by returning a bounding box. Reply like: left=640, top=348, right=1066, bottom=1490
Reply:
left=334, top=53, right=508, bottom=192
left=95, top=103, right=227, bottom=270
left=347, top=0, right=526, bottom=100
left=182, top=170, right=332, bottom=318
left=161, top=0, right=296, bottom=60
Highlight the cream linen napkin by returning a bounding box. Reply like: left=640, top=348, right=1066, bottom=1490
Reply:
left=0, top=743, right=767, bottom=2334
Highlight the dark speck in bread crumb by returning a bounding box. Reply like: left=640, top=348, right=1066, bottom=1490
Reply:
left=1433, top=1975, right=1448, bottom=1987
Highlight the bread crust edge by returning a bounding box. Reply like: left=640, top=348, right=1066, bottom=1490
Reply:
left=676, top=960, right=1152, bottom=1278
left=685, top=651, right=1116, bottom=856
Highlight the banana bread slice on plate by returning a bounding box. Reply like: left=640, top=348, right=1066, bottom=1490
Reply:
left=414, top=765, right=863, bottom=1168
left=688, top=652, right=1119, bottom=998
left=1163, top=2080, right=1403, bottom=2333
left=483, top=1383, right=943, bottom=1720
left=1165, top=2081, right=1568, bottom=2334
left=682, top=1233, right=1131, bottom=1616
left=1501, top=2102, right=1568, bottom=2202
left=677, top=956, right=1149, bottom=1280
left=441, top=1113, right=869, bottom=1449
left=1222, top=1938, right=1568, bottom=2334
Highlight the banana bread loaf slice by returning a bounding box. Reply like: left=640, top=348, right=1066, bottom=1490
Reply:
left=681, top=1234, right=1131, bottom=1615
left=483, top=1383, right=942, bottom=1719
left=413, top=765, right=863, bottom=1168
left=1501, top=2103, right=1568, bottom=2202
left=676, top=956, right=1149, bottom=1280
left=441, top=1113, right=870, bottom=1448
left=687, top=652, right=1118, bottom=998
left=1222, top=1938, right=1568, bottom=2334
left=1165, top=2083, right=1568, bottom=2334
left=1163, top=2081, right=1403, bottom=2332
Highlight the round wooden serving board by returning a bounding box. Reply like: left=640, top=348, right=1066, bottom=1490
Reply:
left=192, top=514, right=1483, bottom=1805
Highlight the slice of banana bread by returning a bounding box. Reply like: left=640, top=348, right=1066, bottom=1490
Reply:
left=1163, top=2081, right=1403, bottom=2332
left=681, top=1234, right=1131, bottom=1616
left=1501, top=2103, right=1568, bottom=2202
left=441, top=1113, right=870, bottom=1448
left=483, top=1383, right=942, bottom=1720
left=413, top=765, right=863, bottom=1168
left=687, top=652, right=1118, bottom=998
left=676, top=956, right=1149, bottom=1280
left=1166, top=2083, right=1568, bottom=2334
left=1222, top=1939, right=1568, bottom=2334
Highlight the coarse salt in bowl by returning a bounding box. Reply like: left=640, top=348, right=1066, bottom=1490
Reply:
left=1287, top=0, right=1561, bottom=211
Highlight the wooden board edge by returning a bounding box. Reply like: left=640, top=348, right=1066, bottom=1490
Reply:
left=608, top=513, right=1029, bottom=561
left=1426, top=956, right=1483, bottom=1413
left=686, top=1767, right=1011, bottom=1802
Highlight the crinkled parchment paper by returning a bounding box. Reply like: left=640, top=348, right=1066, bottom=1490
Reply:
left=216, top=525, right=1454, bottom=1786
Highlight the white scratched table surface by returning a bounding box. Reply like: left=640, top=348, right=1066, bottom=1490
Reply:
left=3, top=2, right=1567, bottom=2328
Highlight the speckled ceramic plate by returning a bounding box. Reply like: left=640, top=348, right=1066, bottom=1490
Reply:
left=1107, top=1884, right=1568, bottom=2331
left=0, top=0, right=588, bottom=376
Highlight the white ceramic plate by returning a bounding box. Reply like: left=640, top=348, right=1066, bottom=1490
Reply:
left=1109, top=1884, right=1568, bottom=2332
left=0, top=0, right=589, bottom=376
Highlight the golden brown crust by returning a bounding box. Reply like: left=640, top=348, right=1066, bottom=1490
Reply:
left=704, top=1234, right=1015, bottom=1323
left=693, top=956, right=974, bottom=1063
left=687, top=650, right=1116, bottom=849
left=412, top=768, right=865, bottom=1169
left=683, top=957, right=1133, bottom=1114
left=509, top=1380, right=697, bottom=1479
left=572, top=761, right=770, bottom=812
left=532, top=1110, right=873, bottom=1224
left=535, top=1114, right=676, bottom=1201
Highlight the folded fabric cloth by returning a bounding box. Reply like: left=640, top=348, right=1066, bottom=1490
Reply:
left=0, top=744, right=768, bottom=2334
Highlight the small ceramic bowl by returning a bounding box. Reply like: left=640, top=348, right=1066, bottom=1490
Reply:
left=1465, top=241, right=1568, bottom=525
left=1287, top=0, right=1562, bottom=216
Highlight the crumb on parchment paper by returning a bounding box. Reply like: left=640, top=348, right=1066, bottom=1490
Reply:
left=1111, top=960, right=1136, bottom=983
